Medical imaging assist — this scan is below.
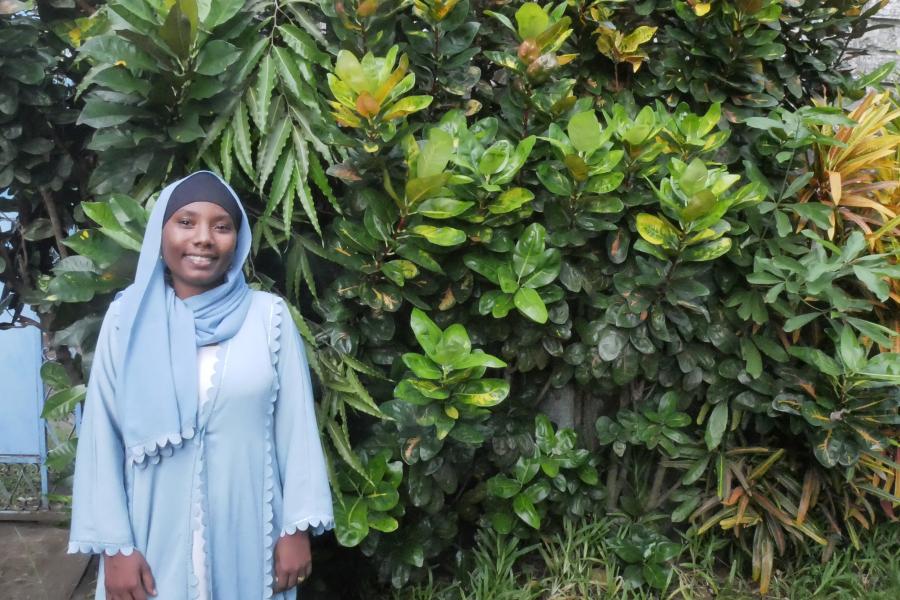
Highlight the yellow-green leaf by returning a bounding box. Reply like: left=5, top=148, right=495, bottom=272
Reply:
left=682, top=237, right=732, bottom=262
left=635, top=213, right=680, bottom=250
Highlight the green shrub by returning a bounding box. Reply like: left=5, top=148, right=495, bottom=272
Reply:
left=3, top=0, right=899, bottom=595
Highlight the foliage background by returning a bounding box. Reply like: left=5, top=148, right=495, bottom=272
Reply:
left=2, top=0, right=899, bottom=596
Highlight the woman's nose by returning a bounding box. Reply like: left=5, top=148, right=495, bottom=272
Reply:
left=192, top=226, right=213, bottom=245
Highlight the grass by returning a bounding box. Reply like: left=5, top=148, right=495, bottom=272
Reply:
left=389, top=518, right=900, bottom=600
left=765, top=522, right=900, bottom=599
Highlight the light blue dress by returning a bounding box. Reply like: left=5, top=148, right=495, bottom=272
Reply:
left=68, top=291, right=334, bottom=599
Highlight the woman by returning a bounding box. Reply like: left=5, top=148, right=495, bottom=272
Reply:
left=68, top=171, right=334, bottom=600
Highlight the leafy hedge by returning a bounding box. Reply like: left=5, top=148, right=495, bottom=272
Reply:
left=2, top=0, right=899, bottom=595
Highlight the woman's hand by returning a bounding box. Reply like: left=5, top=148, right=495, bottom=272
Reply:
left=273, top=530, right=312, bottom=593
left=104, top=550, right=157, bottom=600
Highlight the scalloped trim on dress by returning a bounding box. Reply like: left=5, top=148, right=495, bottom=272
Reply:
left=127, top=427, right=197, bottom=468
left=188, top=442, right=210, bottom=600
left=189, top=343, right=223, bottom=600
left=262, top=298, right=283, bottom=600
left=280, top=516, right=336, bottom=538
left=197, top=343, right=228, bottom=432
left=67, top=540, right=135, bottom=556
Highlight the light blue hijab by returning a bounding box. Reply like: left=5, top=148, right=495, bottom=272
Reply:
left=114, top=170, right=252, bottom=464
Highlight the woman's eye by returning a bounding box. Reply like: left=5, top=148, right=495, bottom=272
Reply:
left=179, top=218, right=192, bottom=226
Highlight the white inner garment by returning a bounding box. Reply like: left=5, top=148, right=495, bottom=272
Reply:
left=191, top=344, right=219, bottom=600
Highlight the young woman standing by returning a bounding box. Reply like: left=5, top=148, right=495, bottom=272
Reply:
left=68, top=171, right=333, bottom=599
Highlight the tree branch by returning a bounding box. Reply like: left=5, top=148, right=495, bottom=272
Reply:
left=39, top=187, right=69, bottom=259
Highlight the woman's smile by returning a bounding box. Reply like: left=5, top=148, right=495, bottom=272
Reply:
left=183, top=253, right=218, bottom=268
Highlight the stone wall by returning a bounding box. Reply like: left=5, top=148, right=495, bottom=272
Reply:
left=851, top=1, right=900, bottom=78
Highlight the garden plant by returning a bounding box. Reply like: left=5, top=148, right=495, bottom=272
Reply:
left=1, top=0, right=899, bottom=596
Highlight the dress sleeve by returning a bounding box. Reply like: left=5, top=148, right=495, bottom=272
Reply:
left=68, top=301, right=136, bottom=556
left=273, top=301, right=335, bottom=537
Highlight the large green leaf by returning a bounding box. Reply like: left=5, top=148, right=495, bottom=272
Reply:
left=81, top=202, right=143, bottom=251
left=789, top=346, right=842, bottom=377
left=740, top=337, right=762, bottom=378
left=417, top=128, right=453, bottom=178
left=63, top=231, right=127, bottom=269
left=159, top=0, right=197, bottom=59
left=334, top=50, right=367, bottom=93
left=383, top=95, right=433, bottom=120
left=78, top=35, right=160, bottom=73
left=78, top=98, right=147, bottom=128
left=487, top=476, right=522, bottom=499
left=257, top=104, right=291, bottom=189
left=42, top=385, right=86, bottom=420
left=853, top=265, right=891, bottom=302
left=513, top=287, right=548, bottom=323
left=109, top=0, right=161, bottom=35
left=405, top=174, right=449, bottom=205
left=813, top=430, right=856, bottom=468
left=434, top=324, right=472, bottom=365
left=232, top=101, right=254, bottom=179
left=195, top=40, right=240, bottom=75
left=414, top=197, right=473, bottom=219
left=521, top=249, right=561, bottom=288
left=494, top=135, right=537, bottom=185
left=402, top=353, right=442, bottom=379
left=40, top=362, right=71, bottom=390
left=478, top=140, right=513, bottom=176
left=783, top=312, right=819, bottom=332
left=515, top=2, right=549, bottom=39
left=452, top=350, right=506, bottom=370
left=410, top=308, right=442, bottom=357
left=583, top=172, right=624, bottom=195
left=463, top=253, right=503, bottom=284
left=512, top=493, right=541, bottom=529
left=704, top=402, right=728, bottom=450
left=453, top=379, right=510, bottom=407
left=635, top=213, right=680, bottom=251
left=410, top=225, right=466, bottom=246
left=838, top=326, right=865, bottom=373
left=334, top=497, right=369, bottom=547
left=393, top=380, right=433, bottom=406
left=201, top=0, right=244, bottom=28
left=489, top=187, right=534, bottom=214
left=292, top=132, right=321, bottom=235
left=47, top=439, right=78, bottom=472
left=381, top=259, right=418, bottom=287
left=279, top=24, right=331, bottom=67
left=597, top=328, right=627, bottom=361
left=681, top=237, right=731, bottom=262
left=568, top=110, right=603, bottom=154
left=537, top=162, right=574, bottom=196
left=513, top=223, right=546, bottom=279
left=251, top=52, right=277, bottom=131
left=265, top=148, right=294, bottom=217
left=326, top=420, right=370, bottom=482
left=274, top=46, right=317, bottom=108
left=367, top=481, right=400, bottom=512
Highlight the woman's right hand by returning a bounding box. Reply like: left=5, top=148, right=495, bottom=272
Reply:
left=104, top=550, right=157, bottom=600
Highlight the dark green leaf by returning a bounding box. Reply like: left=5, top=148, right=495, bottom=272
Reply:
left=788, top=346, right=842, bottom=377
left=705, top=402, right=728, bottom=450
left=513, top=493, right=541, bottom=529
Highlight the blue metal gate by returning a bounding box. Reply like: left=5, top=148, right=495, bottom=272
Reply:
left=0, top=311, right=48, bottom=511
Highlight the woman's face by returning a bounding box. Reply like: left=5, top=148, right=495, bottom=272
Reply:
left=161, top=201, right=237, bottom=299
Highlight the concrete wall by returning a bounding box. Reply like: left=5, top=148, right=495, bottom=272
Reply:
left=851, top=1, right=900, bottom=78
